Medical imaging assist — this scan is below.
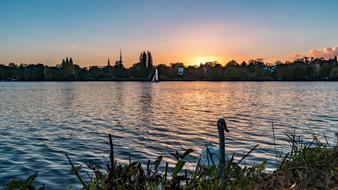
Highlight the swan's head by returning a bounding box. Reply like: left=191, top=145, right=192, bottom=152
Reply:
left=217, top=118, right=229, bottom=133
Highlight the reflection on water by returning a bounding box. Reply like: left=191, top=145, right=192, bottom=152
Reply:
left=0, top=82, right=337, bottom=188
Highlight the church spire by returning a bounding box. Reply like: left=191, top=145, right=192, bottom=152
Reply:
left=115, top=48, right=123, bottom=66
left=119, top=48, right=123, bottom=63
left=107, top=58, right=111, bottom=66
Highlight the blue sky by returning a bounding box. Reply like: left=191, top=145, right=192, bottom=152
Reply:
left=1, top=0, right=338, bottom=66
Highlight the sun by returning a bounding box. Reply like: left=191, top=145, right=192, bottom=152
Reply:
left=190, top=55, right=222, bottom=66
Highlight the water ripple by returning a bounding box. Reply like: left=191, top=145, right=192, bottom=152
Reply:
left=0, top=81, right=337, bottom=189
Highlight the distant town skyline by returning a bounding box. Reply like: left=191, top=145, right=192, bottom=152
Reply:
left=1, top=0, right=338, bottom=67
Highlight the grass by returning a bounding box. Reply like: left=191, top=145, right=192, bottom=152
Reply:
left=5, top=131, right=338, bottom=190
left=252, top=131, right=338, bottom=189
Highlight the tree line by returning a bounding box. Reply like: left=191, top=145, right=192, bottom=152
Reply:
left=1, top=53, right=338, bottom=81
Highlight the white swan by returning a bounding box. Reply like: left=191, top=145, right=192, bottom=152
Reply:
left=198, top=118, right=229, bottom=168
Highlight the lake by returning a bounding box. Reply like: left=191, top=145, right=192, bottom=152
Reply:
left=0, top=82, right=337, bottom=189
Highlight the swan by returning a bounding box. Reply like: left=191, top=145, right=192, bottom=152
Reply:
left=198, top=118, right=229, bottom=168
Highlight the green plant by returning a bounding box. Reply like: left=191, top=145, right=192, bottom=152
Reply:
left=6, top=172, right=44, bottom=190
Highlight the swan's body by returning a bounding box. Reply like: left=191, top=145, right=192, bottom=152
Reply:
left=198, top=143, right=229, bottom=168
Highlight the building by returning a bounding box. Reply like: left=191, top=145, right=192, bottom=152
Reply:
left=178, top=67, right=184, bottom=75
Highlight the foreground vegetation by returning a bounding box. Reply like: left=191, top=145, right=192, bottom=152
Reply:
left=6, top=132, right=338, bottom=190
left=1, top=52, right=338, bottom=81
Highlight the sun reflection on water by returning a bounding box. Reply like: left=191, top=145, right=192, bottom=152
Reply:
left=0, top=81, right=337, bottom=188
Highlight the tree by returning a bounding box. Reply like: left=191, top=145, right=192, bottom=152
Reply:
left=132, top=51, right=155, bottom=79
left=329, top=67, right=338, bottom=80
left=146, top=51, right=154, bottom=78
left=224, top=60, right=240, bottom=80
left=147, top=51, right=153, bottom=68
left=226, top=60, right=239, bottom=67
left=1, top=53, right=337, bottom=81
left=139, top=52, right=147, bottom=78
left=157, top=64, right=169, bottom=80
left=60, top=57, right=76, bottom=80
left=168, top=62, right=184, bottom=79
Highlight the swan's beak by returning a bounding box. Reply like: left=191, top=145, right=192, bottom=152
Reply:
left=224, top=124, right=229, bottom=133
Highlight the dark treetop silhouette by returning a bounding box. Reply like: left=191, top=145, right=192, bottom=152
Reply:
left=1, top=52, right=338, bottom=81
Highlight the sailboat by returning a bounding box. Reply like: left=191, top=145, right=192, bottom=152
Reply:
left=151, top=68, right=159, bottom=82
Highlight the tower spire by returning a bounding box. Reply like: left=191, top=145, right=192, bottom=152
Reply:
left=115, top=48, right=123, bottom=66
left=119, top=48, right=123, bottom=63
left=107, top=58, right=110, bottom=66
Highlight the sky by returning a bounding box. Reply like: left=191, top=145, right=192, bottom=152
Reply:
left=0, top=0, right=338, bottom=67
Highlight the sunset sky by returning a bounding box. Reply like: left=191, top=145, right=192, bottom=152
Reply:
left=1, top=0, right=338, bottom=67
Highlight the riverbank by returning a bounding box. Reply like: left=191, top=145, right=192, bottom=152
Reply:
left=1, top=56, right=338, bottom=81
left=6, top=132, right=338, bottom=190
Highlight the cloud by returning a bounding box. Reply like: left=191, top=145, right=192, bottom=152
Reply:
left=287, top=53, right=303, bottom=60
left=69, top=44, right=87, bottom=50
left=289, top=46, right=338, bottom=60
left=308, top=47, right=338, bottom=59
left=68, top=44, right=92, bottom=51
left=69, top=44, right=77, bottom=49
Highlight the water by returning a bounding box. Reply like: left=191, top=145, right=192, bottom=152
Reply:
left=0, top=82, right=337, bottom=188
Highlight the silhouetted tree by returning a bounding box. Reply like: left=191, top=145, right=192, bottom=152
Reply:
left=146, top=51, right=154, bottom=78
left=1, top=54, right=337, bottom=81
left=157, top=64, right=169, bottom=80
left=147, top=51, right=153, bottom=68
left=329, top=66, right=338, bottom=80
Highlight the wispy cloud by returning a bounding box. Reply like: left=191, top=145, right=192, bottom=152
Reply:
left=68, top=44, right=88, bottom=50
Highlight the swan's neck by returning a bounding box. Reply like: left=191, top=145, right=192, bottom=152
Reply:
left=218, top=127, right=225, bottom=167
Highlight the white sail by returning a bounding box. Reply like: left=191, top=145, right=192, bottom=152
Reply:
left=152, top=69, right=159, bottom=82
left=155, top=69, right=159, bottom=81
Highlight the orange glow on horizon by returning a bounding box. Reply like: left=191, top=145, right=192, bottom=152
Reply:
left=190, top=55, right=223, bottom=66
